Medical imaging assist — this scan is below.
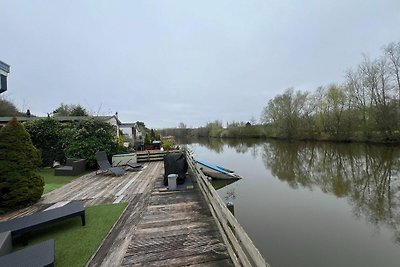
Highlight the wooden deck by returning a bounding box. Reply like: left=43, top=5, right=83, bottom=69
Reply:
left=0, top=161, right=233, bottom=266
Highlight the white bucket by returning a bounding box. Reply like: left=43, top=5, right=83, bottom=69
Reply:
left=168, top=174, right=178, bottom=190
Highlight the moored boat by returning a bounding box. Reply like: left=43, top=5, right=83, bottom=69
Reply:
left=195, top=160, right=243, bottom=180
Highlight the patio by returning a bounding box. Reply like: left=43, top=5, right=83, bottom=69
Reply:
left=0, top=161, right=233, bottom=266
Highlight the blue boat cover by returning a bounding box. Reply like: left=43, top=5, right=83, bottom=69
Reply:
left=195, top=160, right=232, bottom=175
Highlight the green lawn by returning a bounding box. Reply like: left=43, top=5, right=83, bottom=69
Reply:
left=39, top=168, right=91, bottom=194
left=14, top=202, right=127, bottom=267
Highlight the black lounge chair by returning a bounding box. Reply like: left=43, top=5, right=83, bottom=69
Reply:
left=111, top=154, right=143, bottom=171
left=95, top=151, right=125, bottom=176
left=0, top=237, right=54, bottom=267
left=0, top=201, right=85, bottom=241
left=125, top=160, right=143, bottom=171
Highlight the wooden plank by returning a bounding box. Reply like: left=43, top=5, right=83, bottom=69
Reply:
left=188, top=259, right=235, bottom=267
left=120, top=167, right=234, bottom=267
left=122, top=253, right=230, bottom=267
left=122, top=242, right=229, bottom=265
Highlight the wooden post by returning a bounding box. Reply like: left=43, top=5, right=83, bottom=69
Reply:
left=226, top=202, right=234, bottom=216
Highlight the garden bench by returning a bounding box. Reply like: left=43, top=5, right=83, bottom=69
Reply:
left=0, top=231, right=12, bottom=256
left=0, top=238, right=54, bottom=267
left=0, top=201, right=85, bottom=241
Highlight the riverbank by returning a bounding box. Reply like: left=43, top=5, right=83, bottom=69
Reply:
left=161, top=124, right=400, bottom=144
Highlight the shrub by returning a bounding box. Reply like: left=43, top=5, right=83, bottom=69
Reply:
left=161, top=140, right=174, bottom=150
left=0, top=118, right=44, bottom=210
left=64, top=118, right=118, bottom=168
left=24, top=118, right=67, bottom=166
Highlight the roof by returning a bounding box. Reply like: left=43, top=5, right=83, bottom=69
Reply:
left=120, top=123, right=137, bottom=128
left=0, top=117, right=37, bottom=123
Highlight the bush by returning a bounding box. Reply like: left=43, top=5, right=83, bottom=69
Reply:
left=0, top=118, right=44, bottom=210
left=24, top=118, right=67, bottom=166
left=64, top=118, right=118, bottom=168
left=0, top=98, right=22, bottom=116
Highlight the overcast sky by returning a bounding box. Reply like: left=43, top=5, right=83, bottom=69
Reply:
left=1, top=1, right=399, bottom=128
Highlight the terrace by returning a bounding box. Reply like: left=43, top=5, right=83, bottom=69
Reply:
left=0, top=160, right=237, bottom=266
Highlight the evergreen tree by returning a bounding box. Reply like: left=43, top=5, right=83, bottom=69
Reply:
left=0, top=118, right=44, bottom=210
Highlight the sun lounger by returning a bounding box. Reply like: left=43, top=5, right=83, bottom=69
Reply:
left=126, top=162, right=143, bottom=171
left=96, top=151, right=125, bottom=176
left=0, top=239, right=54, bottom=267
left=0, top=201, right=85, bottom=240
left=111, top=153, right=143, bottom=171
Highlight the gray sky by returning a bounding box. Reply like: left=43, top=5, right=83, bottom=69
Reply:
left=1, top=0, right=399, bottom=128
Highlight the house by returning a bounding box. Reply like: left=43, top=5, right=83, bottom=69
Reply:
left=119, top=122, right=143, bottom=149
left=0, top=60, right=10, bottom=94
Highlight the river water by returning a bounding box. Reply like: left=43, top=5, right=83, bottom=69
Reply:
left=181, top=138, right=400, bottom=267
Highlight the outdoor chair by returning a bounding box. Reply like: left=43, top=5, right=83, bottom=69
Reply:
left=95, top=151, right=125, bottom=176
left=55, top=158, right=86, bottom=176
left=111, top=153, right=143, bottom=171
left=126, top=162, right=143, bottom=171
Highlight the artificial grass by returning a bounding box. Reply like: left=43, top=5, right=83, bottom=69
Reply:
left=39, top=168, right=90, bottom=194
left=14, top=202, right=127, bottom=267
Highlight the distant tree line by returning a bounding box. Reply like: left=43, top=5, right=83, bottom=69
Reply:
left=262, top=41, right=400, bottom=143
left=160, top=120, right=266, bottom=140
left=0, top=101, right=90, bottom=117
left=162, top=42, right=400, bottom=143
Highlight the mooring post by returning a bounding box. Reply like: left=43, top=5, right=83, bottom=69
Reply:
left=226, top=202, right=235, bottom=216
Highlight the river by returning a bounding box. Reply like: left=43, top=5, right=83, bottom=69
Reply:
left=179, top=138, right=400, bottom=267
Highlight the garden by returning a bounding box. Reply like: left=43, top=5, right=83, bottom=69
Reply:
left=0, top=117, right=129, bottom=266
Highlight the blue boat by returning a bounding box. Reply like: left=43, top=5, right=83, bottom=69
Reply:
left=195, top=160, right=243, bottom=180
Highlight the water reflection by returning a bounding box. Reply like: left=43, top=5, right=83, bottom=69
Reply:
left=179, top=137, right=225, bottom=153
left=261, top=141, right=400, bottom=244
left=182, top=138, right=400, bottom=266
left=180, top=137, right=262, bottom=157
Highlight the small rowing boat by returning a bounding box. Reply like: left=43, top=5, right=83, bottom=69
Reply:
left=195, top=160, right=243, bottom=180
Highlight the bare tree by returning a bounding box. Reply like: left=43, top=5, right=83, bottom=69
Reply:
left=384, top=42, right=400, bottom=102
left=178, top=122, right=187, bottom=129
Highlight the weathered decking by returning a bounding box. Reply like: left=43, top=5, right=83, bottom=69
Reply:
left=120, top=177, right=233, bottom=266
left=0, top=161, right=233, bottom=266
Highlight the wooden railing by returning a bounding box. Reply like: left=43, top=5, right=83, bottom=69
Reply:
left=185, top=151, right=270, bottom=267
left=136, top=150, right=180, bottom=162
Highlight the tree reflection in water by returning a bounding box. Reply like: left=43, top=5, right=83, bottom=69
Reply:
left=261, top=141, right=400, bottom=244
